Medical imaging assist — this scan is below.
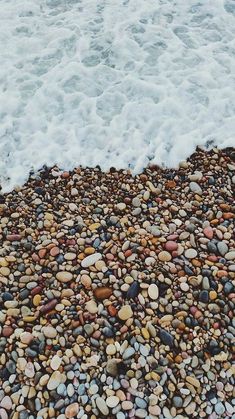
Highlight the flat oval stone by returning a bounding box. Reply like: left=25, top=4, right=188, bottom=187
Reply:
left=165, top=241, right=178, bottom=251
left=148, top=284, right=159, bottom=300
left=81, top=253, right=102, bottom=267
left=65, top=403, right=79, bottom=418
left=159, top=329, right=174, bottom=348
left=185, top=248, right=197, bottom=259
left=96, top=397, right=109, bottom=416
left=42, top=326, right=57, bottom=338
left=118, top=305, right=133, bottom=321
left=106, top=396, right=119, bottom=408
left=56, top=271, right=73, bottom=282
left=94, top=287, right=112, bottom=300
left=158, top=251, right=171, bottom=262
left=225, top=251, right=235, bottom=260
left=203, top=227, right=213, bottom=239
left=47, top=371, right=62, bottom=390
left=126, top=281, right=140, bottom=299
left=50, top=355, right=62, bottom=371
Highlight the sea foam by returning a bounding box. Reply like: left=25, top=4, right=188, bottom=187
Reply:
left=0, top=0, right=235, bottom=191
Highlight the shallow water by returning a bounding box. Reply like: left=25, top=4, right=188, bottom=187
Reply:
left=0, top=0, right=235, bottom=191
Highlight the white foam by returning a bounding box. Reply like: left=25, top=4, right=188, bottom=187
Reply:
left=0, top=0, right=235, bottom=192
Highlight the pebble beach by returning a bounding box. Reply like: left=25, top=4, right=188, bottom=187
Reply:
left=0, top=147, right=234, bottom=419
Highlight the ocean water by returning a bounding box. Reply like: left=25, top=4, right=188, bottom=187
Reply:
left=0, top=0, right=235, bottom=192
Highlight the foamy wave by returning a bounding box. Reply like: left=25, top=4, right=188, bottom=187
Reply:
left=0, top=0, right=235, bottom=191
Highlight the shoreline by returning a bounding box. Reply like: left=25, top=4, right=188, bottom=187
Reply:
left=0, top=147, right=234, bottom=418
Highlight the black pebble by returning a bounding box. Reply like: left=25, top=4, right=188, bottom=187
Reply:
left=126, top=282, right=140, bottom=299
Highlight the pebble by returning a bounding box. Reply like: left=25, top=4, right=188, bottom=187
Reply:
left=148, top=284, right=159, bottom=300
left=50, top=355, right=62, bottom=371
left=47, top=371, right=62, bottom=390
left=185, top=248, right=197, bottom=259
left=65, top=403, right=79, bottom=418
left=190, top=182, right=202, bottom=194
left=106, top=396, right=119, bottom=408
left=56, top=271, right=73, bottom=282
left=225, top=251, right=235, bottom=260
left=159, top=329, right=174, bottom=348
left=0, top=396, right=12, bottom=410
left=96, top=397, right=109, bottom=416
left=118, top=305, right=133, bottom=321
left=42, top=326, right=57, bottom=338
left=81, top=253, right=102, bottom=267
left=126, top=281, right=140, bottom=299
left=158, top=251, right=171, bottom=262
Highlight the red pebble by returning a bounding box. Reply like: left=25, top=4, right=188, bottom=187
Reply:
left=203, top=227, right=214, bottom=239
left=165, top=241, right=178, bottom=251
left=108, top=305, right=117, bottom=316
left=167, top=234, right=178, bottom=240
left=207, top=255, right=217, bottom=262
left=31, top=286, right=43, bottom=296
left=40, top=299, right=57, bottom=314
left=50, top=246, right=60, bottom=257
left=2, top=326, right=13, bottom=337
left=6, top=234, right=21, bottom=241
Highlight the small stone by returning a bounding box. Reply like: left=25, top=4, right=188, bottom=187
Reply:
left=217, top=242, right=228, bottom=256
left=118, top=305, right=133, bottom=321
left=173, top=396, right=183, bottom=408
left=185, top=248, right=197, bottom=259
left=33, top=294, right=41, bottom=306
left=94, top=287, right=112, bottom=300
left=0, top=408, right=8, bottom=419
left=42, top=326, right=57, bottom=338
left=106, top=344, right=116, bottom=355
left=20, top=332, right=34, bottom=344
left=132, top=197, right=141, bottom=207
left=126, top=281, right=140, bottom=299
left=158, top=251, right=171, bottom=262
left=186, top=376, right=201, bottom=388
left=50, top=355, right=62, bottom=371
left=96, top=397, right=109, bottom=416
left=203, top=227, right=213, bottom=239
left=106, top=396, right=119, bottom=408
left=81, top=274, right=92, bottom=289
left=165, top=241, right=178, bottom=251
left=122, top=347, right=135, bottom=359
left=65, top=403, right=79, bottom=418
left=56, top=271, right=73, bottom=282
left=185, top=402, right=196, bottom=415
left=25, top=362, right=35, bottom=378
left=106, top=359, right=118, bottom=376
left=190, top=182, right=202, bottom=194
left=47, top=371, right=62, bottom=390
left=148, top=284, right=159, bottom=300
left=225, top=251, right=235, bottom=260
left=81, top=253, right=102, bottom=267
left=0, top=396, right=12, bottom=410
left=116, top=202, right=126, bottom=211
left=159, top=329, right=174, bottom=348
left=85, top=300, right=98, bottom=314
left=199, top=290, right=209, bottom=303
